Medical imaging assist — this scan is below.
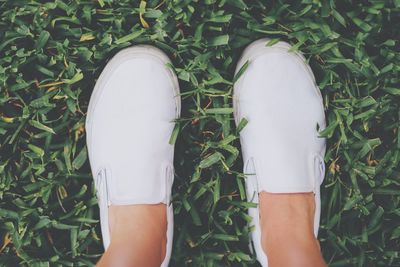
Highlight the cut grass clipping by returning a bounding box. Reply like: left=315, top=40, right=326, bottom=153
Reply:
left=0, top=1, right=399, bottom=266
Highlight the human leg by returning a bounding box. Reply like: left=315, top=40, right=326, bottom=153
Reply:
left=97, top=204, right=167, bottom=267
left=259, top=193, right=326, bottom=267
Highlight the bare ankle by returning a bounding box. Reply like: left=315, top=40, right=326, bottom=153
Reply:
left=99, top=204, right=168, bottom=267
left=259, top=192, right=326, bottom=267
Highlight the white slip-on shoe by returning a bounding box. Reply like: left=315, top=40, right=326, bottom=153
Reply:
left=86, top=45, right=180, bottom=267
left=233, top=38, right=326, bottom=266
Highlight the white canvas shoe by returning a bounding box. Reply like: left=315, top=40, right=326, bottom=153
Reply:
left=86, top=45, right=180, bottom=267
left=233, top=39, right=326, bottom=266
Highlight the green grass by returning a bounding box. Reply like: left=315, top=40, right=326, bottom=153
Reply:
left=0, top=0, right=399, bottom=266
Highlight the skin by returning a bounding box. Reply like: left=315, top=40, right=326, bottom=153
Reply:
left=259, top=192, right=327, bottom=267
left=97, top=204, right=167, bottom=267
left=97, top=193, right=326, bottom=267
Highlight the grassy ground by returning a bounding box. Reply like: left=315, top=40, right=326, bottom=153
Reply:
left=0, top=0, right=399, bottom=266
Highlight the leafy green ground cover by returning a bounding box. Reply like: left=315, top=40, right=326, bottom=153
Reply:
left=0, top=0, right=399, bottom=266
